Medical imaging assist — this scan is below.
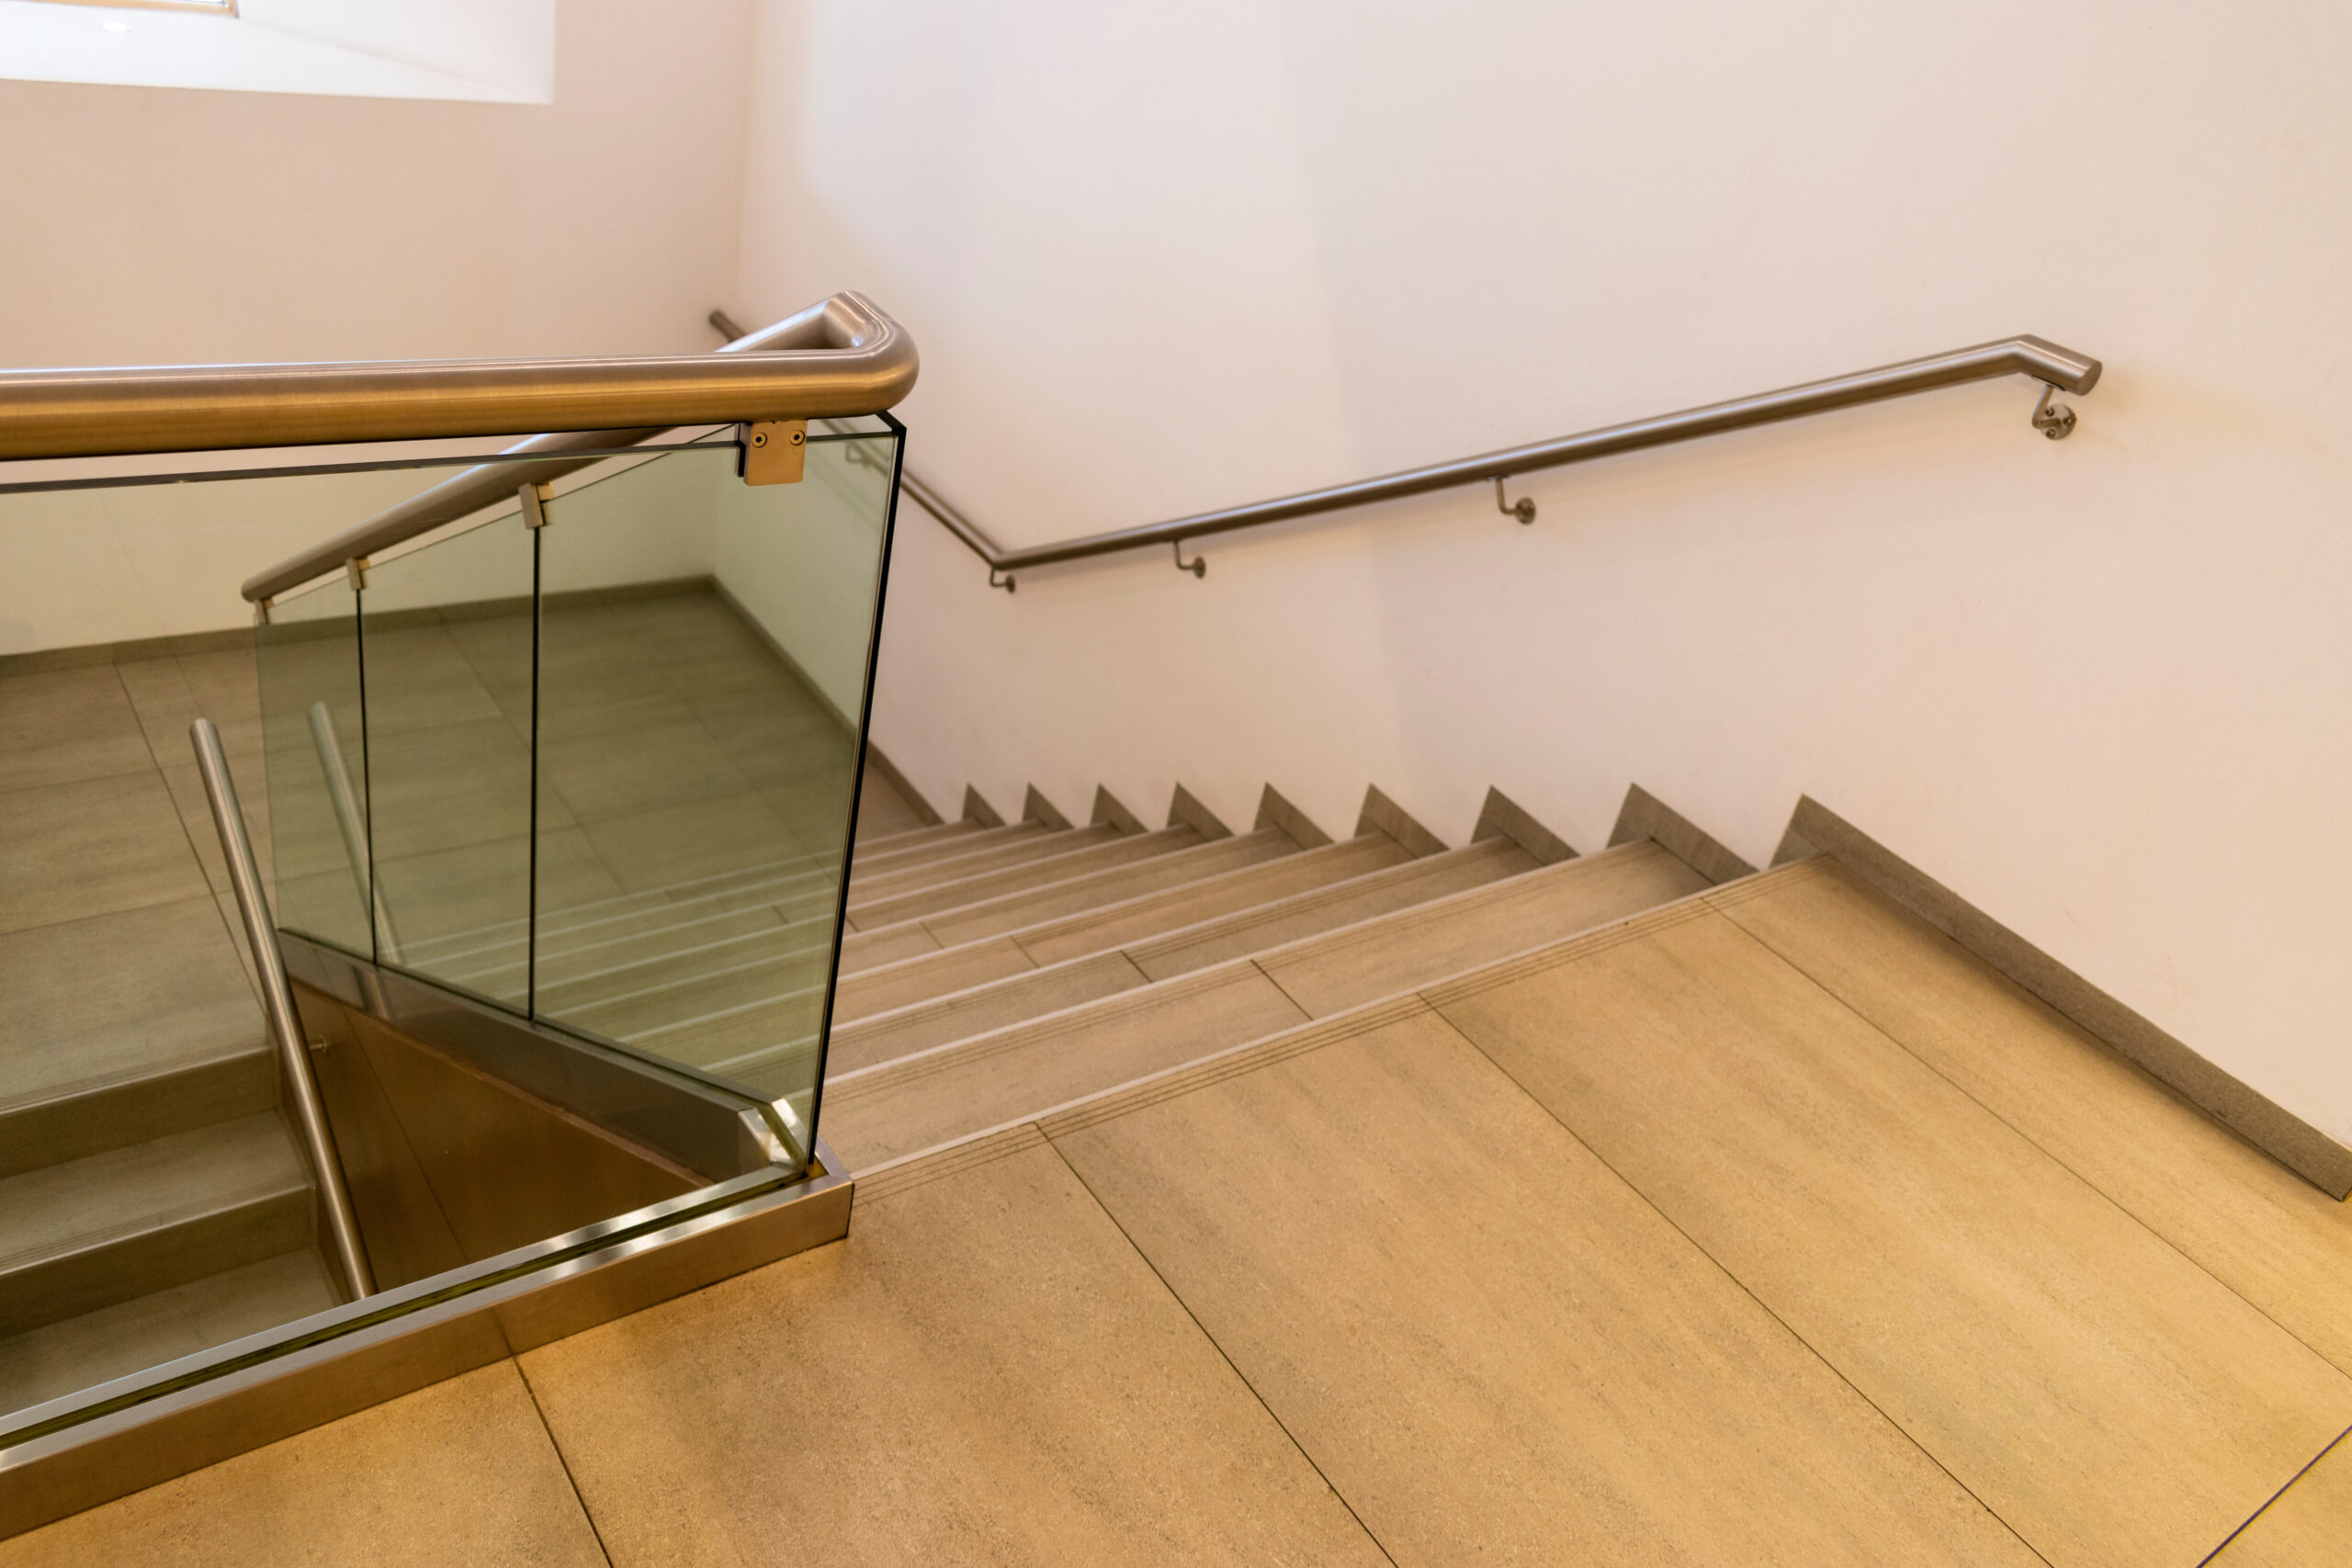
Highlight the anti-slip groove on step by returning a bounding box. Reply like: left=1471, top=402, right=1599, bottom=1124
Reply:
left=822, top=840, right=1711, bottom=1169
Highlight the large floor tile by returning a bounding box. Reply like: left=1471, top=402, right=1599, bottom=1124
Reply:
left=365, top=716, right=561, bottom=864
left=0, top=1362, right=605, bottom=1567
left=1432, top=901, right=2352, bottom=1568
left=1054, top=1007, right=2041, bottom=1567
left=0, top=772, right=209, bottom=933
left=580, top=792, right=809, bottom=893
left=0, top=667, right=153, bottom=793
left=353, top=622, right=504, bottom=736
left=519, top=1142, right=1387, bottom=1568
left=1714, top=860, right=2352, bottom=1377
left=0, top=897, right=262, bottom=1107
left=117, top=654, right=264, bottom=773
left=538, top=715, right=754, bottom=823
left=2211, top=1431, right=2352, bottom=1566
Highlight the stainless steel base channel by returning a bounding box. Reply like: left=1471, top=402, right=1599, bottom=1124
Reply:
left=0, top=945, right=855, bottom=1540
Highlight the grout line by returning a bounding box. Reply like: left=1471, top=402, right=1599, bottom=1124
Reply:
left=1040, top=1137, right=1404, bottom=1568
left=514, top=1356, right=620, bottom=1568
left=2194, top=1421, right=2351, bottom=1565
left=1711, top=895, right=2352, bottom=1386
left=1420, top=999, right=2060, bottom=1568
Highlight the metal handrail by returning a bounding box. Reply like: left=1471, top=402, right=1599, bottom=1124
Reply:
left=190, top=718, right=376, bottom=1303
left=0, top=289, right=911, bottom=464
left=723, top=311, right=2095, bottom=591
left=232, top=292, right=911, bottom=604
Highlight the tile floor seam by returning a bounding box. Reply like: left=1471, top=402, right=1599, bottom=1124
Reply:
left=1419, top=997, right=2062, bottom=1568
left=1037, top=1136, right=1405, bottom=1568
left=1713, top=896, right=2352, bottom=1389
left=513, top=1356, right=620, bottom=1568
left=2193, top=1421, right=2352, bottom=1566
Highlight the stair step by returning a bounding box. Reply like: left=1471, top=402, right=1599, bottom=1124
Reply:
left=401, top=851, right=840, bottom=968
left=828, top=834, right=1542, bottom=1071
left=849, top=826, right=1202, bottom=929
left=873, top=827, right=1301, bottom=956
left=834, top=830, right=1415, bottom=989
left=0, top=1112, right=315, bottom=1338
left=811, top=840, right=1712, bottom=1166
left=1125, top=836, right=1539, bottom=980
left=0, top=1247, right=336, bottom=1421
left=528, top=909, right=838, bottom=1015
left=850, top=824, right=1121, bottom=901
left=849, top=822, right=1046, bottom=883
left=853, top=819, right=984, bottom=857
left=555, top=939, right=838, bottom=1045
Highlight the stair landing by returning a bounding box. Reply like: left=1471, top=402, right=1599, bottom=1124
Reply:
left=16, top=855, right=2351, bottom=1566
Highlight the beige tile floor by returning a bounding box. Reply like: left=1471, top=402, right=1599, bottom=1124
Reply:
left=20, top=854, right=2351, bottom=1565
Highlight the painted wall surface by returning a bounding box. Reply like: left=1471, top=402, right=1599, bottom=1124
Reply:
left=730, top=2, right=2352, bottom=1142
left=0, top=0, right=754, bottom=652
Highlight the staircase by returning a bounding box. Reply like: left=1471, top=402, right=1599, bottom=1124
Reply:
left=0, top=662, right=344, bottom=1423
left=387, top=768, right=1731, bottom=1178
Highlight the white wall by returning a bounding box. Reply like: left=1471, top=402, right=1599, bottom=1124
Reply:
left=731, top=1, right=2352, bottom=1144
left=0, top=0, right=755, bottom=651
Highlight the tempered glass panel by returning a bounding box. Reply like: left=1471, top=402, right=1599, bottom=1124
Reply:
left=359, top=507, right=537, bottom=1004
left=534, top=426, right=897, bottom=1148
left=257, top=573, right=370, bottom=954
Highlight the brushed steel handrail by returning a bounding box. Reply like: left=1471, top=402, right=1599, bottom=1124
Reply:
left=0, top=290, right=911, bottom=464
left=232, top=293, right=910, bottom=604
left=751, top=322, right=2096, bottom=591
left=189, top=717, right=376, bottom=1303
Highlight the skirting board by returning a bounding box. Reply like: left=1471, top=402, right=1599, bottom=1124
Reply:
left=1610, top=784, right=1758, bottom=886
left=0, top=625, right=253, bottom=678
left=1356, top=784, right=1448, bottom=858
left=1167, top=784, right=1232, bottom=841
left=1091, top=786, right=1146, bottom=837
left=865, top=746, right=943, bottom=828
left=1471, top=786, right=1578, bottom=865
left=1776, top=795, right=2352, bottom=1200
left=1253, top=785, right=1333, bottom=850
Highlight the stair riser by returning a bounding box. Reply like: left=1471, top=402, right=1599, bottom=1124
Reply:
left=850, top=826, right=1116, bottom=901
left=0, top=1053, right=276, bottom=1180
left=850, top=830, right=1196, bottom=929
left=0, top=1189, right=313, bottom=1339
left=914, top=831, right=1297, bottom=950
left=847, top=823, right=1044, bottom=883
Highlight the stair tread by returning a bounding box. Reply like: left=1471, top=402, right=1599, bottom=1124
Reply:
left=832, top=830, right=1412, bottom=987
left=0, top=1112, right=309, bottom=1279
left=848, top=822, right=1046, bottom=882
left=0, top=1247, right=336, bottom=1422
left=911, top=828, right=1300, bottom=952
left=0, top=897, right=269, bottom=1116
left=1125, top=837, right=1540, bottom=981
left=850, top=824, right=1096, bottom=897
left=816, top=840, right=1709, bottom=1166
left=827, top=834, right=1562, bottom=1071
left=849, top=826, right=1201, bottom=929
left=854, top=819, right=981, bottom=855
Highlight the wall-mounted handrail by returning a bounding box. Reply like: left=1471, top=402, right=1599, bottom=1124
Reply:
left=742, top=319, right=2092, bottom=592
left=189, top=717, right=376, bottom=1303
left=229, top=293, right=914, bottom=604
left=0, top=289, right=913, bottom=466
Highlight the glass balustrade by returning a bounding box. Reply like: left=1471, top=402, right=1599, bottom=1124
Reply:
left=0, top=417, right=899, bottom=1443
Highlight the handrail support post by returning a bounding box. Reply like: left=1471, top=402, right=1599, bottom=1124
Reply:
left=189, top=717, right=375, bottom=1303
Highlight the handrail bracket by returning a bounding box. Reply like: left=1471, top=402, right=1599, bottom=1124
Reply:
left=2030, top=382, right=2079, bottom=440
